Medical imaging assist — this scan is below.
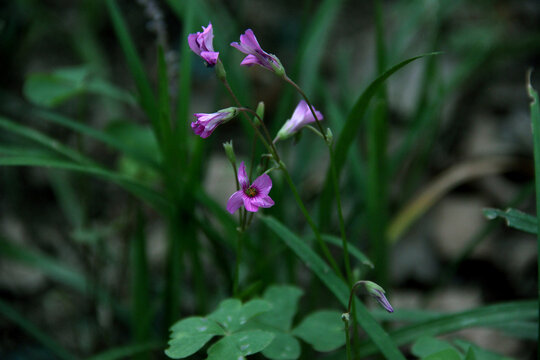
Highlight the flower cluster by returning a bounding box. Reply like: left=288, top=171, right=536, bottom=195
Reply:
left=187, top=24, right=326, bottom=214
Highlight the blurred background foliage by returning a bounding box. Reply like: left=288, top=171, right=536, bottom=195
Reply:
left=0, top=0, right=539, bottom=359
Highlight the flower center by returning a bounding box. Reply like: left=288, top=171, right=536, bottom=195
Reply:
left=244, top=186, right=258, bottom=198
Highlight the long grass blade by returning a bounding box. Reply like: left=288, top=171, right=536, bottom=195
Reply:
left=86, top=341, right=164, bottom=360
left=0, top=115, right=97, bottom=165
left=526, top=69, right=540, bottom=354
left=131, top=209, right=151, bottom=360
left=319, top=53, right=440, bottom=226
left=260, top=215, right=406, bottom=360
left=0, top=156, right=171, bottom=214
left=357, top=300, right=538, bottom=356
left=105, top=0, right=161, bottom=149
left=0, top=298, right=77, bottom=360
left=33, top=109, right=160, bottom=168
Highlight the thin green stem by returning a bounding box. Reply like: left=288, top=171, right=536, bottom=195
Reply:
left=279, top=163, right=344, bottom=279
left=343, top=315, right=352, bottom=360
left=233, top=228, right=244, bottom=298
left=283, top=76, right=352, bottom=284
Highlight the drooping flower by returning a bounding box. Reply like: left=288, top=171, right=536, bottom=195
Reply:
left=230, top=29, right=285, bottom=76
left=362, top=281, right=394, bottom=313
left=191, top=107, right=238, bottom=138
left=274, top=100, right=324, bottom=142
left=188, top=23, right=219, bottom=66
left=227, top=162, right=274, bottom=213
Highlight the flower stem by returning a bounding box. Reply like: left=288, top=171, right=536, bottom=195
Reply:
left=283, top=76, right=353, bottom=284
left=232, top=228, right=244, bottom=298
left=342, top=314, right=352, bottom=360
left=279, top=162, right=344, bottom=279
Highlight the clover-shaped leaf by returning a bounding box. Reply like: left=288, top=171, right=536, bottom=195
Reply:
left=166, top=298, right=273, bottom=359
left=291, top=310, right=345, bottom=352
left=206, top=330, right=275, bottom=360
left=165, top=317, right=225, bottom=358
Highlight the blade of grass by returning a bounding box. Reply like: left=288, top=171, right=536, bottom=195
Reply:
left=483, top=207, right=537, bottom=235
left=527, top=69, right=540, bottom=353
left=319, top=234, right=374, bottom=268
left=105, top=0, right=163, bottom=151
left=0, top=115, right=97, bottom=166
left=131, top=209, right=151, bottom=360
left=0, top=237, right=88, bottom=292
left=369, top=0, right=389, bottom=288
left=318, top=53, right=440, bottom=227
left=0, top=298, right=77, bottom=360
left=388, top=156, right=526, bottom=243
left=86, top=341, right=165, bottom=360
left=297, top=0, right=343, bottom=97
left=0, top=156, right=171, bottom=214
left=357, top=300, right=537, bottom=356
left=260, top=215, right=406, bottom=360
left=33, top=109, right=160, bottom=168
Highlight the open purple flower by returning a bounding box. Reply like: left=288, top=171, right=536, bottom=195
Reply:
left=191, top=107, right=238, bottom=138
left=230, top=29, right=284, bottom=75
left=188, top=23, right=219, bottom=66
left=275, top=100, right=324, bottom=141
left=227, top=162, right=274, bottom=213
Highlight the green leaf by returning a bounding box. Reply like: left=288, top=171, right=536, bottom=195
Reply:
left=259, top=215, right=406, bottom=359
left=483, top=208, right=536, bottom=234
left=319, top=53, right=440, bottom=225
left=24, top=66, right=135, bottom=107
left=412, top=337, right=456, bottom=357
left=357, top=300, right=537, bottom=357
left=206, top=330, right=275, bottom=360
left=0, top=156, right=171, bottom=214
left=165, top=317, right=225, bottom=359
left=87, top=341, right=164, bottom=360
left=208, top=298, right=272, bottom=333
left=453, top=340, right=512, bottom=360
left=424, top=349, right=463, bottom=360
left=0, top=299, right=76, bottom=360
left=0, top=115, right=96, bottom=165
left=34, top=110, right=160, bottom=168
left=258, top=285, right=303, bottom=331
left=292, top=310, right=345, bottom=352
left=262, top=333, right=301, bottom=360
left=320, top=234, right=374, bottom=268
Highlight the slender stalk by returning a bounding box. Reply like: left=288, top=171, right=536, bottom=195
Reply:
left=283, top=76, right=352, bottom=284
left=342, top=313, right=352, bottom=360
left=233, top=228, right=245, bottom=298
left=280, top=163, right=344, bottom=279
left=221, top=73, right=343, bottom=280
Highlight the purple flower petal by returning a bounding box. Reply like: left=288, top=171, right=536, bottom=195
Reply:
left=239, top=54, right=261, bottom=67
left=188, top=23, right=219, bottom=66
left=237, top=161, right=249, bottom=189
left=243, top=196, right=260, bottom=212
left=251, top=195, right=274, bottom=208
left=252, top=173, right=272, bottom=196
left=275, top=100, right=324, bottom=141
left=201, top=51, right=219, bottom=66
left=231, top=29, right=284, bottom=74
left=227, top=191, right=244, bottom=214
left=374, top=289, right=394, bottom=313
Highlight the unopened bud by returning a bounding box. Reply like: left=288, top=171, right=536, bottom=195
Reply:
left=223, top=140, right=236, bottom=166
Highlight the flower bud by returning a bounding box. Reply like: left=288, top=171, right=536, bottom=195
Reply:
left=362, top=281, right=394, bottom=313
left=223, top=140, right=236, bottom=166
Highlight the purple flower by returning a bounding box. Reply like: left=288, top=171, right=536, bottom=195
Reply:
left=275, top=100, right=324, bottom=141
left=191, top=107, right=238, bottom=138
left=363, top=281, right=394, bottom=313
left=188, top=23, right=219, bottom=66
left=230, top=29, right=285, bottom=75
left=227, top=162, right=274, bottom=213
